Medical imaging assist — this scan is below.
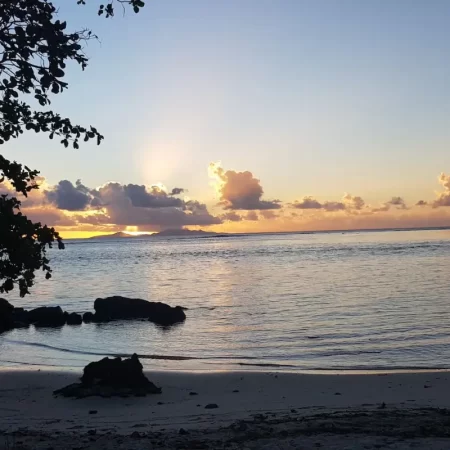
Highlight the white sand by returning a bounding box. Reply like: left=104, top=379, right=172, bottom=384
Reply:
left=1, top=369, right=450, bottom=448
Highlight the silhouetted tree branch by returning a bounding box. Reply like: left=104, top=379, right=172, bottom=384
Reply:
left=0, top=0, right=144, bottom=296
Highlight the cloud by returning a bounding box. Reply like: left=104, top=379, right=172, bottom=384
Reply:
left=373, top=196, right=407, bottom=212
left=123, top=184, right=184, bottom=208
left=322, top=201, right=346, bottom=212
left=220, top=211, right=243, bottom=222
left=432, top=173, right=450, bottom=207
left=343, top=193, right=365, bottom=210
left=245, top=211, right=258, bottom=221
left=293, top=197, right=322, bottom=209
left=45, top=180, right=92, bottom=211
left=416, top=200, right=428, bottom=206
left=39, top=178, right=221, bottom=232
left=209, top=163, right=281, bottom=210
left=293, top=194, right=363, bottom=212
left=260, top=210, right=278, bottom=219
left=388, top=196, right=407, bottom=209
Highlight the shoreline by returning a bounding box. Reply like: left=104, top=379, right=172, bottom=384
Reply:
left=2, top=369, right=450, bottom=448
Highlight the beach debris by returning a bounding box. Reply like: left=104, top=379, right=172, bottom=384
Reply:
left=54, top=354, right=161, bottom=398
left=92, top=296, right=186, bottom=326
left=204, top=403, right=219, bottom=409
left=189, top=391, right=199, bottom=396
left=88, top=410, right=98, bottom=415
left=232, top=389, right=240, bottom=393
left=424, top=385, right=431, bottom=388
left=334, top=392, right=342, bottom=395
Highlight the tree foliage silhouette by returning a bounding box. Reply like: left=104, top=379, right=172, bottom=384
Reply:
left=0, top=0, right=144, bottom=297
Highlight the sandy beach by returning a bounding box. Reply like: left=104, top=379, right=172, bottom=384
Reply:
left=2, top=370, right=450, bottom=448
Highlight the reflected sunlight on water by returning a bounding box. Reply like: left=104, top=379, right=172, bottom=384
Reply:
left=1, top=229, right=450, bottom=372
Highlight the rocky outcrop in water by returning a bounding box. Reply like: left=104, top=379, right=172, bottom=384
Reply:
left=0, top=298, right=14, bottom=333
left=92, top=296, right=186, bottom=326
left=0, top=296, right=186, bottom=334
left=28, top=306, right=66, bottom=327
left=54, top=354, right=161, bottom=398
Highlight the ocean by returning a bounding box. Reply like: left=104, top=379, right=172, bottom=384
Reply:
left=1, top=229, right=450, bottom=372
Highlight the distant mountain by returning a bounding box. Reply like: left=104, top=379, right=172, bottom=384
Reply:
left=90, top=231, right=134, bottom=239
left=89, top=229, right=224, bottom=240
left=155, top=229, right=219, bottom=237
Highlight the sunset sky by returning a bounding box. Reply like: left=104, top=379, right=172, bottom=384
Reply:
left=3, top=0, right=450, bottom=238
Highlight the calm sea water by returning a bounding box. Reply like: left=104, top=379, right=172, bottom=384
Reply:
left=1, top=229, right=450, bottom=372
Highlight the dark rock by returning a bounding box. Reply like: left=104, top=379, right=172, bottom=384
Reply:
left=130, top=431, right=141, bottom=438
left=89, top=410, right=98, bottom=415
left=179, top=428, right=188, bottom=435
left=232, top=389, right=239, bottom=393
left=28, top=306, right=66, bottom=327
left=66, top=312, right=82, bottom=325
left=54, top=354, right=161, bottom=398
left=204, top=403, right=218, bottom=409
left=93, top=296, right=186, bottom=326
left=83, top=312, right=95, bottom=323
left=0, top=298, right=14, bottom=333
left=189, top=392, right=198, bottom=396
left=11, top=308, right=30, bottom=328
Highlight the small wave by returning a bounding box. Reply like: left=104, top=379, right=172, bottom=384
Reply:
left=2, top=339, right=197, bottom=361
left=237, top=362, right=297, bottom=368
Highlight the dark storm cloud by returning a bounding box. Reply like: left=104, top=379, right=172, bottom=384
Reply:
left=416, top=200, right=428, bottom=206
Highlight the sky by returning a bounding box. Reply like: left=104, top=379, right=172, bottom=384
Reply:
left=4, top=0, right=450, bottom=238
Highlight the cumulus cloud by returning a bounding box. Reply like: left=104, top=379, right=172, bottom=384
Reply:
left=209, top=163, right=281, bottom=210
left=293, top=194, right=363, bottom=212
left=372, top=196, right=408, bottom=212
left=432, top=173, right=450, bottom=207
left=29, top=178, right=222, bottom=232
left=245, top=211, right=258, bottom=221
left=123, top=184, right=184, bottom=208
left=322, top=201, right=346, bottom=212
left=170, top=187, right=185, bottom=196
left=292, top=197, right=322, bottom=209
left=260, top=210, right=278, bottom=219
left=342, top=193, right=365, bottom=210
left=45, top=179, right=92, bottom=211
left=220, top=211, right=243, bottom=222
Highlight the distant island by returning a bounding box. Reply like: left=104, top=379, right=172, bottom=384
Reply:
left=90, top=229, right=227, bottom=240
